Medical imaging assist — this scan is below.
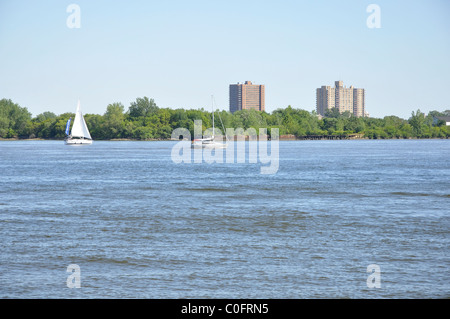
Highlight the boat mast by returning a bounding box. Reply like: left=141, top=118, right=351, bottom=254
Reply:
left=212, top=95, right=215, bottom=139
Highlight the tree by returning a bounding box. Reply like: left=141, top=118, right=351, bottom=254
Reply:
left=84, top=114, right=105, bottom=139
left=170, top=109, right=189, bottom=128
left=128, top=97, right=159, bottom=118
left=133, top=126, right=154, bottom=140
left=324, top=107, right=341, bottom=118
left=0, top=99, right=32, bottom=137
left=105, top=102, right=125, bottom=119
left=35, top=111, right=57, bottom=122
left=51, top=118, right=70, bottom=138
left=341, top=111, right=353, bottom=118
left=104, top=102, right=125, bottom=138
left=345, top=116, right=364, bottom=132
left=321, top=117, right=338, bottom=134
left=409, top=109, right=426, bottom=137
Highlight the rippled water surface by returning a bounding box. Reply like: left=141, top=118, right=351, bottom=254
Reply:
left=0, top=140, right=449, bottom=298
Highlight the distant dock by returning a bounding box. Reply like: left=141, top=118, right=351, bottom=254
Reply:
left=293, top=134, right=364, bottom=140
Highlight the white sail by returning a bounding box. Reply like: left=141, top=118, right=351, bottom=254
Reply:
left=71, top=100, right=92, bottom=139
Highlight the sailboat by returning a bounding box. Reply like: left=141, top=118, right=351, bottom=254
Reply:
left=191, top=96, right=228, bottom=149
left=64, top=100, right=93, bottom=145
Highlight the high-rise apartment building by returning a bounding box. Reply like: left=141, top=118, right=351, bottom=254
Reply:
left=316, top=81, right=365, bottom=117
left=352, top=88, right=365, bottom=118
left=316, top=85, right=336, bottom=116
left=229, top=81, right=265, bottom=113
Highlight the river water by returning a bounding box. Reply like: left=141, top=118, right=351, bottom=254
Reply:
left=0, top=139, right=449, bottom=298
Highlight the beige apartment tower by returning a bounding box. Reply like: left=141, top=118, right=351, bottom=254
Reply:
left=229, top=81, right=265, bottom=113
left=316, top=81, right=365, bottom=117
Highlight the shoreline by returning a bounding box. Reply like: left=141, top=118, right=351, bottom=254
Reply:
left=1, top=136, right=448, bottom=142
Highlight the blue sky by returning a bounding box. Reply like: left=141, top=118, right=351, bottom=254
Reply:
left=0, top=0, right=449, bottom=119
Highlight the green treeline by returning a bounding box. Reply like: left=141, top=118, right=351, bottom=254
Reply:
left=1, top=97, right=449, bottom=140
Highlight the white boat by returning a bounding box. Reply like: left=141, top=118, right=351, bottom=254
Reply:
left=64, top=100, right=93, bottom=145
left=191, top=136, right=228, bottom=149
left=191, top=96, right=228, bottom=149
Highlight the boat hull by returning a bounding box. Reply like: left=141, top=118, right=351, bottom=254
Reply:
left=191, top=142, right=227, bottom=149
left=65, top=138, right=93, bottom=145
